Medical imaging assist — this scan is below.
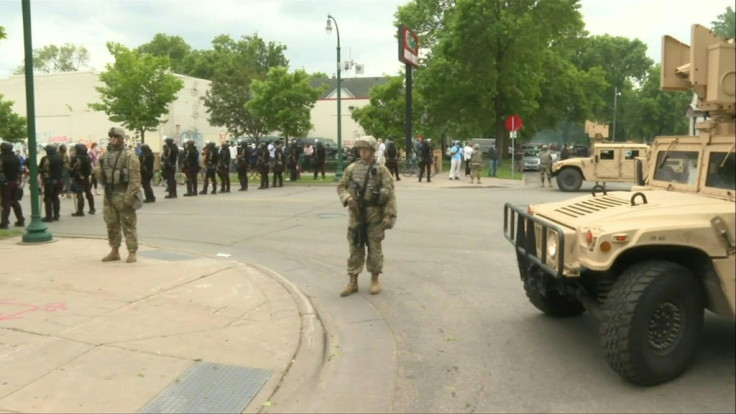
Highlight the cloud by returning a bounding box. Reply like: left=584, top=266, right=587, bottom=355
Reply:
left=0, top=0, right=732, bottom=79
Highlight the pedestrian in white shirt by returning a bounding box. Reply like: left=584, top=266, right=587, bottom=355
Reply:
left=376, top=138, right=386, bottom=165
left=463, top=141, right=473, bottom=177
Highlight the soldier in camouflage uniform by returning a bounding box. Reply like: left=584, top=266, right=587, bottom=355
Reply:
left=96, top=127, right=142, bottom=264
left=336, top=135, right=397, bottom=296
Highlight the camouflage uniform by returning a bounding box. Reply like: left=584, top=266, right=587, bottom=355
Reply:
left=469, top=144, right=483, bottom=184
left=539, top=147, right=553, bottom=187
left=337, top=137, right=397, bottom=293
left=97, top=131, right=142, bottom=254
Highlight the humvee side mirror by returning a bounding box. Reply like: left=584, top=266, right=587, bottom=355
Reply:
left=635, top=158, right=646, bottom=185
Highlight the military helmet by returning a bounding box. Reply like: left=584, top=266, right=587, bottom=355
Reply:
left=108, top=127, right=125, bottom=138
left=44, top=144, right=56, bottom=153
left=355, top=135, right=378, bottom=151
left=75, top=143, right=88, bottom=154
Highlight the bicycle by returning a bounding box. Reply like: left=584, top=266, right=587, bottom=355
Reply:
left=400, top=152, right=437, bottom=178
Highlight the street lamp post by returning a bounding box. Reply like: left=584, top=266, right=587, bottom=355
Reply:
left=325, top=14, right=344, bottom=179
left=612, top=86, right=621, bottom=142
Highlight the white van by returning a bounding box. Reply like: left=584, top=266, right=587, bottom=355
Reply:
left=470, top=138, right=496, bottom=154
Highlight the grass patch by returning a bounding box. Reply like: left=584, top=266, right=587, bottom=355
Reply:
left=0, top=229, right=22, bottom=240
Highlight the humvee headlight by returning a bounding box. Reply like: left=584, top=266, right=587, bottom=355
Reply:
left=547, top=232, right=558, bottom=259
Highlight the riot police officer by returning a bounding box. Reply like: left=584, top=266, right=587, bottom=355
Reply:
left=257, top=142, right=270, bottom=189
left=39, top=144, right=64, bottom=222
left=0, top=142, right=25, bottom=229
left=200, top=142, right=219, bottom=195
left=235, top=141, right=250, bottom=191
left=70, top=143, right=95, bottom=216
left=162, top=137, right=179, bottom=198
left=139, top=144, right=156, bottom=202
left=217, top=141, right=231, bottom=193
left=182, top=140, right=200, bottom=196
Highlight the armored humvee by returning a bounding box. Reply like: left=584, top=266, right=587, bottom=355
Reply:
left=552, top=142, right=650, bottom=191
left=503, top=24, right=735, bottom=386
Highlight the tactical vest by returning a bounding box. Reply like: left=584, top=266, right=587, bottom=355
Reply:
left=102, top=148, right=133, bottom=191
left=349, top=161, right=390, bottom=206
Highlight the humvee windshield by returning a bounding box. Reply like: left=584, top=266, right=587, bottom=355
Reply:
left=706, top=151, right=736, bottom=190
left=653, top=150, right=699, bottom=185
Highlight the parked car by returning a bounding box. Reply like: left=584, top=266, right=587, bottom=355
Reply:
left=522, top=150, right=540, bottom=171
left=293, top=137, right=351, bottom=160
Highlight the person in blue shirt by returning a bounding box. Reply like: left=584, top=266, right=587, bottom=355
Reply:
left=448, top=141, right=463, bottom=180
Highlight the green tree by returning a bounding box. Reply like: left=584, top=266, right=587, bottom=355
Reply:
left=88, top=42, right=184, bottom=143
left=0, top=94, right=27, bottom=143
left=136, top=34, right=192, bottom=74
left=404, top=0, right=587, bottom=154
left=619, top=65, right=690, bottom=141
left=14, top=43, right=91, bottom=74
left=202, top=34, right=288, bottom=140
left=248, top=67, right=323, bottom=142
left=351, top=76, right=409, bottom=149
left=711, top=6, right=735, bottom=38
left=0, top=26, right=6, bottom=41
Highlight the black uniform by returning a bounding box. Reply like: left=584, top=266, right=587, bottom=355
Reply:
left=313, top=141, right=326, bottom=179
left=286, top=142, right=299, bottom=181
left=39, top=145, right=64, bottom=222
left=418, top=140, right=433, bottom=182
left=272, top=145, right=285, bottom=188
left=385, top=141, right=400, bottom=181
left=139, top=145, right=156, bottom=202
left=183, top=142, right=200, bottom=196
left=70, top=143, right=95, bottom=216
left=235, top=144, right=249, bottom=191
left=0, top=143, right=25, bottom=228
left=217, top=143, right=231, bottom=193
left=257, top=143, right=270, bottom=189
left=200, top=143, right=219, bottom=194
left=162, top=140, right=179, bottom=198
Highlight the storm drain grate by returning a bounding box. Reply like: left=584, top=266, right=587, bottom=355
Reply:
left=138, top=362, right=272, bottom=413
left=139, top=250, right=196, bottom=261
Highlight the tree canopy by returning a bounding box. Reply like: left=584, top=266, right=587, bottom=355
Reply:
left=248, top=67, right=323, bottom=142
left=0, top=94, right=27, bottom=143
left=14, top=43, right=91, bottom=74
left=201, top=34, right=289, bottom=140
left=88, top=42, right=184, bottom=143
left=711, top=6, right=735, bottom=38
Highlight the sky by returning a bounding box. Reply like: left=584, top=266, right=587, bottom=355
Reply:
left=0, top=0, right=732, bottom=80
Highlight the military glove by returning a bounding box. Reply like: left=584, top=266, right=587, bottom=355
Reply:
left=382, top=216, right=396, bottom=230
left=346, top=197, right=359, bottom=210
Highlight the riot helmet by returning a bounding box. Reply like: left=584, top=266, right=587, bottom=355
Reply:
left=0, top=142, right=13, bottom=153
left=74, top=143, right=88, bottom=155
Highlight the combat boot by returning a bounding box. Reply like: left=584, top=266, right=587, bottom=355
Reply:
left=102, top=247, right=120, bottom=262
left=126, top=251, right=137, bottom=263
left=370, top=273, right=381, bottom=295
left=340, top=274, right=359, bottom=297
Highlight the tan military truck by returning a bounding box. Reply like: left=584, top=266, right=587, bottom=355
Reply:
left=503, top=24, right=734, bottom=386
left=552, top=142, right=650, bottom=191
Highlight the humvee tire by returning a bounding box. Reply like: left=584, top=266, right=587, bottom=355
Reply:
left=600, top=261, right=704, bottom=386
left=523, top=277, right=585, bottom=317
left=556, top=168, right=583, bottom=192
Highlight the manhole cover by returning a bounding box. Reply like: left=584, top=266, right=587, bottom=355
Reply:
left=139, top=362, right=271, bottom=413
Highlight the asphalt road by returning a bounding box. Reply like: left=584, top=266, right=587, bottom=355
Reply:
left=30, top=176, right=735, bottom=413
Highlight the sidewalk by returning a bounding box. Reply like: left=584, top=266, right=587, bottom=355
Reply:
left=0, top=236, right=310, bottom=413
